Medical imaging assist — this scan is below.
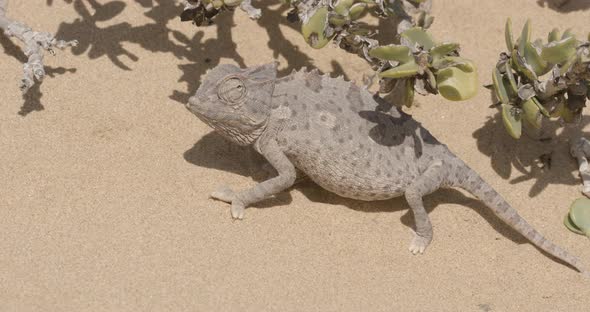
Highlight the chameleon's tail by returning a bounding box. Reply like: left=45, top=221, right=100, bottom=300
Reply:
left=451, top=162, right=586, bottom=274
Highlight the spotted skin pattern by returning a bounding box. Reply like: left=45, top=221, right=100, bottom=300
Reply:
left=187, top=63, right=586, bottom=274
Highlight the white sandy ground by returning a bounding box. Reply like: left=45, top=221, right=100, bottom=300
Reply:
left=1, top=0, right=590, bottom=310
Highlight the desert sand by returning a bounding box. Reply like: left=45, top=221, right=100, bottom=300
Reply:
left=1, top=0, right=590, bottom=311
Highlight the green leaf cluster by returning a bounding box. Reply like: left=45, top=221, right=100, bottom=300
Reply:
left=369, top=27, right=478, bottom=105
left=493, top=18, right=590, bottom=139
left=180, top=0, right=244, bottom=26
left=301, top=0, right=371, bottom=49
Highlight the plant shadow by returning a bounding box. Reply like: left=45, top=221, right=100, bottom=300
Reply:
left=472, top=88, right=589, bottom=197
left=536, top=0, right=590, bottom=12
left=50, top=0, right=406, bottom=107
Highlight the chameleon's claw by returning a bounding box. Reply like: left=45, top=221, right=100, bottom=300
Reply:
left=408, top=229, right=432, bottom=255
left=231, top=202, right=245, bottom=220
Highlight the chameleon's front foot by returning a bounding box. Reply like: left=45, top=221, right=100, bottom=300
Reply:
left=408, top=229, right=433, bottom=255
left=210, top=185, right=246, bottom=220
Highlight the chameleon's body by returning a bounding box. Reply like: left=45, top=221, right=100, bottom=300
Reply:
left=187, top=63, right=586, bottom=273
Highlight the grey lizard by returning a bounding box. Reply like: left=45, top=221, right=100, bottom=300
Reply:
left=186, top=62, right=587, bottom=274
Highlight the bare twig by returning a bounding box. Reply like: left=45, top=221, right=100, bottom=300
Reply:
left=239, top=0, right=261, bottom=19
left=0, top=0, right=78, bottom=93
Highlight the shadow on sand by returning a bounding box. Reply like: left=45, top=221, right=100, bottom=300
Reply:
left=536, top=0, right=590, bottom=12
left=473, top=88, right=589, bottom=197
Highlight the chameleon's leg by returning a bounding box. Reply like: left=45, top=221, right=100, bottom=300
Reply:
left=210, top=140, right=296, bottom=219
left=404, top=161, right=444, bottom=255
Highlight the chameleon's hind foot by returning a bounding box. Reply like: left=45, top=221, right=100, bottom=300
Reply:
left=210, top=185, right=246, bottom=219
left=408, top=229, right=432, bottom=255
left=231, top=202, right=245, bottom=220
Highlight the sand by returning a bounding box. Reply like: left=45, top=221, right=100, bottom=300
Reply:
left=1, top=0, right=590, bottom=310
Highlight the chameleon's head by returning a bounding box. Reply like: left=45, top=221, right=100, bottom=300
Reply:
left=187, top=62, right=277, bottom=146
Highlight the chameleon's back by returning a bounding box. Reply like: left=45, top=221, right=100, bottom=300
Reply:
left=267, top=69, right=446, bottom=201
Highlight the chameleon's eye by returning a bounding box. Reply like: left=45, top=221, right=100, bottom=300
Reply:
left=218, top=77, right=246, bottom=103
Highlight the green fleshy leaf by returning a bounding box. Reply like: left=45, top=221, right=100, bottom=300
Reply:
left=560, top=53, right=579, bottom=73
left=435, top=64, right=479, bottom=101
left=562, top=28, right=575, bottom=40
left=505, top=18, right=514, bottom=51
left=550, top=97, right=565, bottom=118
left=524, top=42, right=550, bottom=75
left=212, top=0, right=224, bottom=8
left=349, top=3, right=367, bottom=20
left=492, top=67, right=510, bottom=104
left=223, top=0, right=243, bottom=6
left=301, top=7, right=334, bottom=49
left=522, top=97, right=542, bottom=129
left=541, top=36, right=578, bottom=64
left=369, top=45, right=412, bottom=63
left=329, top=15, right=349, bottom=27
left=426, top=68, right=437, bottom=90
left=532, top=96, right=550, bottom=117
left=379, top=61, right=420, bottom=78
left=518, top=19, right=531, bottom=56
left=548, top=28, right=560, bottom=43
left=334, top=0, right=354, bottom=16
left=401, top=27, right=436, bottom=51
left=504, top=62, right=518, bottom=94
left=511, top=48, right=537, bottom=81
left=430, top=42, right=460, bottom=60
left=501, top=104, right=522, bottom=139
left=432, top=56, right=476, bottom=72
left=564, top=214, right=585, bottom=235
left=569, top=197, right=590, bottom=236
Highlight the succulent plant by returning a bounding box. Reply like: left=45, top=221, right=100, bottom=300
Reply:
left=369, top=27, right=478, bottom=105
left=180, top=0, right=232, bottom=26
left=180, top=0, right=259, bottom=26
left=491, top=18, right=590, bottom=139
left=181, top=0, right=478, bottom=106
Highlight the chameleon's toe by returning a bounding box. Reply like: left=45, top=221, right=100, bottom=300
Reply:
left=231, top=202, right=245, bottom=220
left=408, top=230, right=432, bottom=255
left=210, top=185, right=235, bottom=203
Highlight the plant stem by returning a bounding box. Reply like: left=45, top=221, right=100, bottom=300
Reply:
left=0, top=0, right=78, bottom=93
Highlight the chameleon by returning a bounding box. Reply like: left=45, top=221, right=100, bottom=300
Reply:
left=186, top=62, right=586, bottom=274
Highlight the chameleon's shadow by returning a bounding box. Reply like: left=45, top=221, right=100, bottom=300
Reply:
left=298, top=181, right=527, bottom=244
left=185, top=132, right=525, bottom=244
left=298, top=181, right=580, bottom=271
left=536, top=0, right=590, bottom=12
left=184, top=131, right=293, bottom=208
left=186, top=132, right=582, bottom=270
left=472, top=88, right=590, bottom=197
